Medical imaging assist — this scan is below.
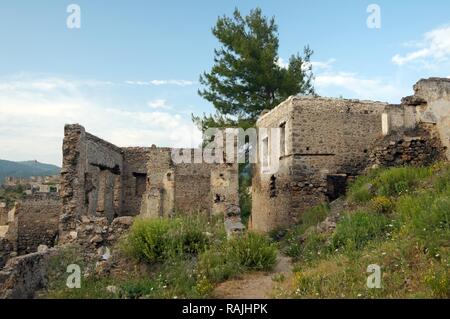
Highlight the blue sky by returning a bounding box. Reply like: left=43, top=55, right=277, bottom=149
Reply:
left=1, top=0, right=450, bottom=165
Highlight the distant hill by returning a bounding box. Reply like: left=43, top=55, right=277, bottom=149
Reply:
left=0, top=159, right=60, bottom=184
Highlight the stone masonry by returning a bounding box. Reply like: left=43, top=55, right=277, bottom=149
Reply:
left=251, top=78, right=450, bottom=233
left=59, top=124, right=240, bottom=243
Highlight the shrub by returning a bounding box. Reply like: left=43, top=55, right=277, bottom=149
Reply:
left=331, top=211, right=392, bottom=251
left=226, top=232, right=277, bottom=270
left=197, top=232, right=277, bottom=285
left=121, top=216, right=220, bottom=264
left=197, top=249, right=242, bottom=284
left=370, top=196, right=394, bottom=214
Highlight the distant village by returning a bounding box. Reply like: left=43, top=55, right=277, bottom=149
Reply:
left=1, top=175, right=60, bottom=196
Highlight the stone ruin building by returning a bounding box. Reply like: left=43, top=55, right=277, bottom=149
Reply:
left=58, top=124, right=240, bottom=243
left=0, top=77, right=449, bottom=298
left=250, top=77, right=450, bottom=232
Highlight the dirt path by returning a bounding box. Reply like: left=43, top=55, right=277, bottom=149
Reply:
left=213, top=254, right=293, bottom=299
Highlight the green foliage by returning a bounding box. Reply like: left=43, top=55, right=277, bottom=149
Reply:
left=424, top=268, right=450, bottom=298
left=239, top=163, right=252, bottom=225
left=121, top=216, right=224, bottom=264
left=331, top=211, right=393, bottom=251
left=197, top=249, right=242, bottom=284
left=226, top=232, right=277, bottom=270
left=0, top=185, right=24, bottom=208
left=118, top=259, right=201, bottom=299
left=369, top=196, right=394, bottom=214
left=395, top=191, right=450, bottom=255
left=283, top=204, right=330, bottom=258
left=197, top=232, right=277, bottom=287
left=293, top=230, right=329, bottom=263
left=347, top=166, right=433, bottom=203
left=283, top=163, right=450, bottom=299
left=197, top=7, right=314, bottom=126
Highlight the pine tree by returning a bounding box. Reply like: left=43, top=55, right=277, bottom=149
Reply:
left=195, top=7, right=314, bottom=129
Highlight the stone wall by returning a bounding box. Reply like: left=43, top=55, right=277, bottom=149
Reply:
left=60, top=125, right=240, bottom=238
left=15, top=195, right=61, bottom=255
left=0, top=204, right=6, bottom=225
left=251, top=96, right=388, bottom=232
left=141, top=147, right=239, bottom=218
left=251, top=79, right=449, bottom=233
left=0, top=248, right=57, bottom=299
left=403, top=78, right=450, bottom=160
left=0, top=238, right=13, bottom=269
left=60, top=125, right=124, bottom=241
left=140, top=147, right=174, bottom=218
left=369, top=124, right=447, bottom=168
left=121, top=147, right=152, bottom=216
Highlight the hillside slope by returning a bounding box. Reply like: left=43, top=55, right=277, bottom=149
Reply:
left=278, top=163, right=450, bottom=298
left=0, top=159, right=60, bottom=184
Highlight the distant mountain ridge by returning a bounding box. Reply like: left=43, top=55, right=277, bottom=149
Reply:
left=0, top=159, right=60, bottom=184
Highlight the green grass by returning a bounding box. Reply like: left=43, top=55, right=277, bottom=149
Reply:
left=283, top=203, right=329, bottom=258
left=282, top=163, right=450, bottom=299
left=331, top=211, right=394, bottom=251
left=347, top=166, right=433, bottom=203
left=44, top=216, right=277, bottom=299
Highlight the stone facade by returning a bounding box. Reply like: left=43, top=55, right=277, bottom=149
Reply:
left=140, top=147, right=239, bottom=218
left=0, top=194, right=61, bottom=259
left=403, top=77, right=450, bottom=160
left=369, top=124, right=446, bottom=168
left=251, top=78, right=450, bottom=233
left=15, top=195, right=61, bottom=255
left=59, top=124, right=239, bottom=242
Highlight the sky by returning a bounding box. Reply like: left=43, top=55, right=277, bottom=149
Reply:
left=1, top=0, right=450, bottom=165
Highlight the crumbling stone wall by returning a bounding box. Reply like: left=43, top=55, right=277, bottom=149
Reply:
left=403, top=78, right=450, bottom=160
left=369, top=124, right=446, bottom=168
left=0, top=204, right=6, bottom=226
left=0, top=238, right=13, bottom=269
left=60, top=125, right=124, bottom=241
left=121, top=147, right=152, bottom=216
left=140, top=147, right=174, bottom=218
left=251, top=96, right=387, bottom=232
left=0, top=248, right=57, bottom=299
left=15, top=195, right=61, bottom=255
left=140, top=147, right=239, bottom=218
left=60, top=125, right=240, bottom=242
left=251, top=79, right=450, bottom=233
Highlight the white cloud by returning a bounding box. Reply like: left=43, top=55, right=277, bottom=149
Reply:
left=148, top=99, right=169, bottom=109
left=0, top=75, right=202, bottom=165
left=314, top=72, right=402, bottom=102
left=307, top=59, right=336, bottom=71
left=125, top=80, right=196, bottom=86
left=392, top=25, right=450, bottom=67
left=276, top=57, right=289, bottom=69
